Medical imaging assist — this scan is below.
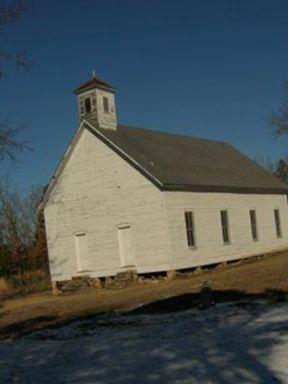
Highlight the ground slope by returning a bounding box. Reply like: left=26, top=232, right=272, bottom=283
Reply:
left=0, top=249, right=288, bottom=339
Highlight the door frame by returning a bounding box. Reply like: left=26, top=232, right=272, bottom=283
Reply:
left=117, top=224, right=135, bottom=268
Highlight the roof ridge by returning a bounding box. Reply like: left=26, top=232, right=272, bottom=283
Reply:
left=85, top=118, right=288, bottom=193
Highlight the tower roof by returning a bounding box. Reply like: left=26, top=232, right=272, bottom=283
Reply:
left=74, top=73, right=115, bottom=94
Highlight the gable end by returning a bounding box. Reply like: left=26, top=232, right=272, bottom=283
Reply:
left=84, top=120, right=163, bottom=189
left=38, top=121, right=164, bottom=213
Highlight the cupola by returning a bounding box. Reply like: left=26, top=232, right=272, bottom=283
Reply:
left=74, top=71, right=117, bottom=130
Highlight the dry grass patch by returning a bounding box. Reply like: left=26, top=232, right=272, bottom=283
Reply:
left=0, top=278, right=8, bottom=293
left=0, top=250, right=288, bottom=339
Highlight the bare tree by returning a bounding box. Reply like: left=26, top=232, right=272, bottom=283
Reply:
left=0, top=179, right=48, bottom=286
left=275, top=158, right=288, bottom=185
left=268, top=83, right=288, bottom=137
left=0, top=0, right=32, bottom=163
left=0, top=0, right=31, bottom=78
left=0, top=115, right=29, bottom=161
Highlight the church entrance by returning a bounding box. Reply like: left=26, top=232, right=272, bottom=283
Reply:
left=117, top=225, right=135, bottom=268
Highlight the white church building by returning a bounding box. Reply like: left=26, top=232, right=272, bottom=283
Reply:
left=40, top=74, right=288, bottom=283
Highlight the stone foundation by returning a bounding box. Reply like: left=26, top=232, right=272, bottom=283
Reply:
left=52, top=270, right=139, bottom=293
left=53, top=275, right=102, bottom=294
left=51, top=254, right=269, bottom=294
left=166, top=270, right=176, bottom=281
left=113, top=269, right=138, bottom=288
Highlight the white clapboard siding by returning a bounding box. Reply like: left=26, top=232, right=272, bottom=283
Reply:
left=44, top=126, right=288, bottom=282
left=44, top=127, right=170, bottom=281
left=164, top=191, right=288, bottom=270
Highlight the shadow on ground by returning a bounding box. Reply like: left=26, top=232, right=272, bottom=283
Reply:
left=0, top=288, right=287, bottom=339
left=0, top=315, right=58, bottom=339
left=0, top=290, right=287, bottom=383
left=128, top=288, right=288, bottom=315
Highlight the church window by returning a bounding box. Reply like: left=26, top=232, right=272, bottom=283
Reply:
left=249, top=210, right=258, bottom=241
left=220, top=210, right=230, bottom=244
left=274, top=209, right=282, bottom=238
left=103, top=96, right=109, bottom=113
left=184, top=211, right=196, bottom=247
left=85, top=97, right=91, bottom=113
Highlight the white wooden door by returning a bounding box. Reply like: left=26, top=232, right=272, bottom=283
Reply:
left=74, top=233, right=87, bottom=271
left=118, top=225, right=135, bottom=267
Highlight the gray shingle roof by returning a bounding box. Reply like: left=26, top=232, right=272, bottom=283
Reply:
left=74, top=76, right=115, bottom=95
left=85, top=119, right=288, bottom=194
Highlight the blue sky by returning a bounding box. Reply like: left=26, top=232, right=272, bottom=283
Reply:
left=1, top=0, right=288, bottom=193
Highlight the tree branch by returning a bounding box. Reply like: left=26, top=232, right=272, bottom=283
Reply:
left=0, top=1, right=31, bottom=78
left=269, top=82, right=288, bottom=137
left=0, top=1, right=27, bottom=25
left=0, top=116, right=31, bottom=162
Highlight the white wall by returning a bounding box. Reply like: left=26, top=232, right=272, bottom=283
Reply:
left=44, top=127, right=170, bottom=281
left=164, top=191, right=288, bottom=270
left=44, top=126, right=288, bottom=282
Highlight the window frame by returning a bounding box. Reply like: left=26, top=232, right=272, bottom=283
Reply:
left=103, top=96, right=109, bottom=113
left=274, top=209, right=282, bottom=239
left=184, top=211, right=196, bottom=248
left=220, top=210, right=230, bottom=245
left=74, top=232, right=89, bottom=272
left=249, top=209, right=258, bottom=241
left=84, top=97, right=91, bottom=113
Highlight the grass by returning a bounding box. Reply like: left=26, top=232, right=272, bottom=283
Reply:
left=0, top=269, right=50, bottom=298
left=0, top=249, right=288, bottom=339
left=0, top=278, right=8, bottom=293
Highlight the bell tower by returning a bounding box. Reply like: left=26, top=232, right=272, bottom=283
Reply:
left=74, top=71, right=117, bottom=130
